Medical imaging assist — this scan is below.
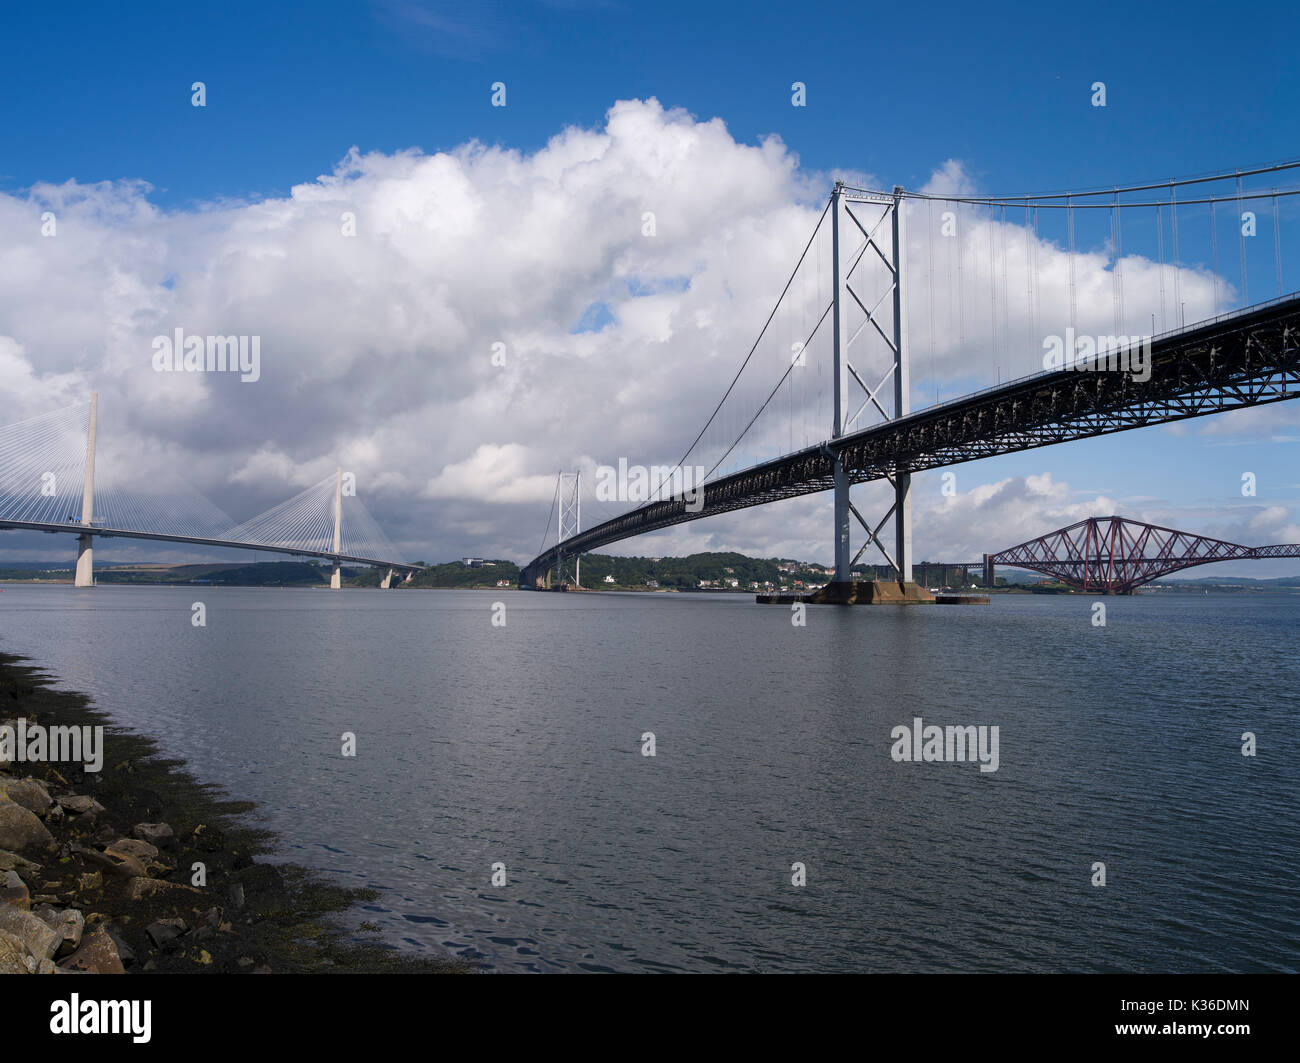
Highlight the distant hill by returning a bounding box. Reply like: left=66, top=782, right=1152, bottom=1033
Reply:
left=3, top=554, right=1296, bottom=592
left=1151, top=574, right=1300, bottom=590
left=97, top=561, right=335, bottom=586
left=404, top=560, right=519, bottom=589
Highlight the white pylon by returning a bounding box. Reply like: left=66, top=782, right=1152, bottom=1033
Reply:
left=330, top=466, right=342, bottom=589
left=74, top=392, right=98, bottom=588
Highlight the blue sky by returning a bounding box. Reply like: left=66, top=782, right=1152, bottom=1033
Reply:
left=0, top=0, right=1298, bottom=574
left=5, top=0, right=1296, bottom=204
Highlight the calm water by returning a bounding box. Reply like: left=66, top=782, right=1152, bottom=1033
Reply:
left=1, top=584, right=1297, bottom=973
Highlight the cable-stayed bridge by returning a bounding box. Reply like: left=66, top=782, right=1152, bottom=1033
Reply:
left=0, top=396, right=415, bottom=587
left=523, top=162, right=1300, bottom=594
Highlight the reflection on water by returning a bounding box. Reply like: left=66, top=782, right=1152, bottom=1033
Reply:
left=2, top=584, right=1297, bottom=972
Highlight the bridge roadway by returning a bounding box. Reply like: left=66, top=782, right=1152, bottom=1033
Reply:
left=521, top=292, right=1300, bottom=587
left=0, top=518, right=421, bottom=574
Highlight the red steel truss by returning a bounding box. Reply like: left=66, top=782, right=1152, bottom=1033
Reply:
left=986, top=516, right=1300, bottom=594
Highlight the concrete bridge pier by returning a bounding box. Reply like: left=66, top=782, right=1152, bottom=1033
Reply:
left=330, top=561, right=341, bottom=590
left=380, top=568, right=393, bottom=589
left=73, top=392, right=98, bottom=588
left=74, top=533, right=94, bottom=588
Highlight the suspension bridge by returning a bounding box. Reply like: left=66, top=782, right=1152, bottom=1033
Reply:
left=0, top=394, right=416, bottom=587
left=523, top=161, right=1300, bottom=598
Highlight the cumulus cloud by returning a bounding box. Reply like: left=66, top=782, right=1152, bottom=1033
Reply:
left=0, top=98, right=1294, bottom=568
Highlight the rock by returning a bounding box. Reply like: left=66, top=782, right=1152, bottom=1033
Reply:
left=146, top=917, right=187, bottom=949
left=0, top=905, right=60, bottom=960
left=0, top=799, right=55, bottom=853
left=74, top=844, right=146, bottom=879
left=59, top=927, right=125, bottom=974
left=89, top=824, right=117, bottom=846
left=59, top=795, right=105, bottom=816
left=0, top=849, right=40, bottom=874
left=106, top=838, right=158, bottom=864
left=37, top=957, right=57, bottom=974
left=0, top=929, right=29, bottom=974
left=132, top=822, right=174, bottom=848
left=49, top=909, right=84, bottom=956
left=77, top=871, right=102, bottom=892
left=226, top=882, right=245, bottom=910
left=103, top=926, right=134, bottom=967
left=124, top=877, right=203, bottom=902
left=1, top=869, right=30, bottom=909
left=0, top=778, right=52, bottom=816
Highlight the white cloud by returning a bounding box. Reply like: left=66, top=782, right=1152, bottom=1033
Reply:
left=0, top=98, right=1294, bottom=567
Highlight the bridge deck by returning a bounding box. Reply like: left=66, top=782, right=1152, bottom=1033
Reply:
left=0, top=519, right=418, bottom=572
left=523, top=293, right=1300, bottom=586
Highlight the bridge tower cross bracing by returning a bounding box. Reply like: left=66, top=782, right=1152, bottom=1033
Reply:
left=330, top=465, right=342, bottom=589
left=74, top=391, right=98, bottom=588
left=830, top=183, right=912, bottom=585
left=556, top=470, right=581, bottom=587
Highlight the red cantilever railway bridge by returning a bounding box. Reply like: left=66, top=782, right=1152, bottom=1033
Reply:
left=972, top=516, right=1300, bottom=594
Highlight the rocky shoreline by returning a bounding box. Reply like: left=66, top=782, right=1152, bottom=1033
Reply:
left=0, top=652, right=468, bottom=975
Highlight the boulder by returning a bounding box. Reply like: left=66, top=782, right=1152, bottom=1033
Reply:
left=0, top=929, right=30, bottom=974
left=0, top=799, right=55, bottom=853
left=145, top=917, right=186, bottom=949
left=59, top=927, right=125, bottom=974
left=102, top=925, right=134, bottom=967
left=59, top=795, right=105, bottom=816
left=0, top=850, right=40, bottom=875
left=0, top=778, right=52, bottom=816
left=0, top=905, right=59, bottom=961
left=47, top=909, right=84, bottom=956
left=75, top=844, right=146, bottom=879
left=132, top=822, right=174, bottom=848
left=106, top=838, right=158, bottom=864
left=124, top=877, right=203, bottom=902
left=1, top=869, right=30, bottom=909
